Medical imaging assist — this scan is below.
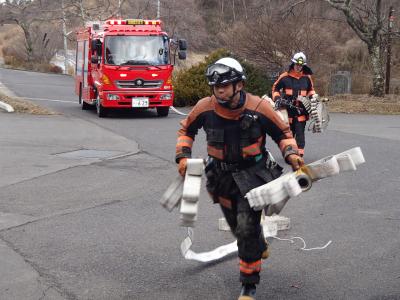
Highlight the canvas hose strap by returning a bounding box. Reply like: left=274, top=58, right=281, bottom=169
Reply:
left=159, top=150, right=364, bottom=263
left=246, top=147, right=365, bottom=213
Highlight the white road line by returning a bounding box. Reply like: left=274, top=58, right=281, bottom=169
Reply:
left=170, top=106, right=188, bottom=116
left=24, top=97, right=76, bottom=104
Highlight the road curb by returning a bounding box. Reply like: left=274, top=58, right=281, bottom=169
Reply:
left=0, top=100, right=14, bottom=112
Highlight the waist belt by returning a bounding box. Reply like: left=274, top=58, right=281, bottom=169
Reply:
left=213, top=154, right=263, bottom=172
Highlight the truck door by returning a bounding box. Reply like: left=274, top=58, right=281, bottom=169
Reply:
left=75, top=41, right=84, bottom=96
left=83, top=40, right=89, bottom=89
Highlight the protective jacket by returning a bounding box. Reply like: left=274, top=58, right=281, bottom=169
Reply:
left=176, top=92, right=298, bottom=165
left=272, top=66, right=315, bottom=122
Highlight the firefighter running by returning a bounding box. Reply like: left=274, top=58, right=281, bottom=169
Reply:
left=272, top=52, right=316, bottom=157
left=175, top=57, right=304, bottom=300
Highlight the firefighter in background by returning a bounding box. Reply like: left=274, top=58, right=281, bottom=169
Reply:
left=272, top=52, right=316, bottom=157
left=175, top=57, right=304, bottom=300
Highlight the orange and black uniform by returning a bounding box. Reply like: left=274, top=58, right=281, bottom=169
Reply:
left=176, top=91, right=299, bottom=285
left=272, top=66, right=315, bottom=156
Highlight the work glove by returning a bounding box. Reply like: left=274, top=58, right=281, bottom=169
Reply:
left=287, top=154, right=304, bottom=171
left=311, top=94, right=319, bottom=101
left=178, top=158, right=188, bottom=177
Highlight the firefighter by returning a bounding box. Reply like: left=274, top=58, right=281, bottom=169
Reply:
left=272, top=52, right=316, bottom=157
left=175, top=57, right=304, bottom=300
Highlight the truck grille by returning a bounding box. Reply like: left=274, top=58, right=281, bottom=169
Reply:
left=115, top=79, right=163, bottom=89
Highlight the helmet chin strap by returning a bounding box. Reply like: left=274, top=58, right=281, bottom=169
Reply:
left=215, top=82, right=239, bottom=107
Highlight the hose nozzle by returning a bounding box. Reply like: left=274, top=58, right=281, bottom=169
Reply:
left=295, top=168, right=312, bottom=191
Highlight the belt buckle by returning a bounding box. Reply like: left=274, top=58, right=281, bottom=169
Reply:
left=266, top=152, right=277, bottom=169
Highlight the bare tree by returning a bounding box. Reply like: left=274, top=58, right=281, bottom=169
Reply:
left=218, top=1, right=325, bottom=74
left=287, top=0, right=395, bottom=96
left=324, top=0, right=390, bottom=96
left=0, top=0, right=44, bottom=61
left=63, top=0, right=129, bottom=24
left=123, top=0, right=152, bottom=19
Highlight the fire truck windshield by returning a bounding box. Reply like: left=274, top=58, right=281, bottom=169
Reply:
left=104, top=35, right=169, bottom=66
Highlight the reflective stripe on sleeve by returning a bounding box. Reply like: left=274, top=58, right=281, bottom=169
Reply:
left=284, top=88, right=293, bottom=95
left=176, top=136, right=194, bottom=149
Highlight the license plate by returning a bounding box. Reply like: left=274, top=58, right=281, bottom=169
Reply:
left=131, top=97, right=149, bottom=107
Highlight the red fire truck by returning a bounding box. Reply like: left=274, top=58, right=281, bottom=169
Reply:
left=75, top=19, right=186, bottom=117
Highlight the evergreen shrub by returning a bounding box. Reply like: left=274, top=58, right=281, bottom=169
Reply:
left=173, top=49, right=272, bottom=107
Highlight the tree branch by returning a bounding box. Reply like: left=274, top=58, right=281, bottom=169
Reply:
left=283, top=0, right=306, bottom=17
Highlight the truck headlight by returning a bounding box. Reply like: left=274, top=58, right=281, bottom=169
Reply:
left=107, top=94, right=120, bottom=100
left=160, top=93, right=172, bottom=100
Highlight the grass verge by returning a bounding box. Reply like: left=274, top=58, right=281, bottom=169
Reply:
left=0, top=91, right=58, bottom=115
left=327, top=94, right=400, bottom=115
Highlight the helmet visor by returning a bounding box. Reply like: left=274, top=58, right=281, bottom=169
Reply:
left=294, top=57, right=305, bottom=65
left=205, top=63, right=232, bottom=77
left=205, top=63, right=240, bottom=86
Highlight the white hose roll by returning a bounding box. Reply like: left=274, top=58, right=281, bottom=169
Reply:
left=182, top=159, right=204, bottom=202
left=336, top=154, right=356, bottom=171
left=307, top=156, right=340, bottom=180
left=267, top=186, right=289, bottom=205
left=246, top=147, right=365, bottom=211
left=180, top=199, right=199, bottom=217
left=181, top=228, right=238, bottom=262
left=338, top=147, right=365, bottom=165
left=186, top=158, right=204, bottom=175
left=182, top=175, right=202, bottom=202
left=160, top=175, right=184, bottom=212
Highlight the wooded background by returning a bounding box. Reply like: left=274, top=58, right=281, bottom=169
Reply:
left=0, top=0, right=399, bottom=97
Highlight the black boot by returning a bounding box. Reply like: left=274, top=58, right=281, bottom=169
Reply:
left=238, top=284, right=256, bottom=300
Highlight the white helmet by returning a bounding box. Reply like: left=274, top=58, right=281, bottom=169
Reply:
left=215, top=57, right=244, bottom=73
left=205, top=57, right=246, bottom=86
left=291, top=52, right=307, bottom=65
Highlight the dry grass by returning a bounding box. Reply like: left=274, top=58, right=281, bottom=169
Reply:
left=0, top=25, right=21, bottom=58
left=0, top=92, right=57, bottom=115
left=327, top=94, right=400, bottom=115
left=174, top=52, right=208, bottom=71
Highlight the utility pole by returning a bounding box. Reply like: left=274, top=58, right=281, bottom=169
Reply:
left=118, top=0, right=122, bottom=18
left=156, top=0, right=160, bottom=19
left=385, top=6, right=395, bottom=94
left=61, top=0, right=68, bottom=75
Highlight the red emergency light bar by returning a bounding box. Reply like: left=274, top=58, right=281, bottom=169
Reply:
left=106, top=19, right=162, bottom=26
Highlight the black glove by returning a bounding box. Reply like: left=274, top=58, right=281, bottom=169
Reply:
left=274, top=97, right=284, bottom=109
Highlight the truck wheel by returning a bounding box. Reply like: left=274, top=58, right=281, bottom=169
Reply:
left=96, top=95, right=108, bottom=118
left=78, top=84, right=82, bottom=104
left=82, top=100, right=91, bottom=110
left=79, top=85, right=91, bottom=110
left=157, top=107, right=169, bottom=117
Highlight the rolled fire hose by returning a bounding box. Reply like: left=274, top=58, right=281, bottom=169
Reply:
left=264, top=93, right=330, bottom=133
left=160, top=147, right=365, bottom=262
left=298, top=95, right=330, bottom=133
left=246, top=147, right=365, bottom=213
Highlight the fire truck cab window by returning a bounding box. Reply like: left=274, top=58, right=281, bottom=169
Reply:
left=105, top=35, right=168, bottom=66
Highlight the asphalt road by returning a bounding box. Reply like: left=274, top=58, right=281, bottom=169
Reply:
left=0, top=67, right=399, bottom=300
